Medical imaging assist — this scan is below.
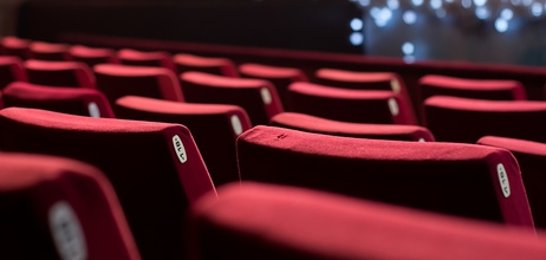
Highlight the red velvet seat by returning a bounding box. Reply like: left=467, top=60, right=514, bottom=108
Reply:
left=288, top=82, right=415, bottom=124
left=424, top=96, right=546, bottom=143
left=29, top=42, right=69, bottom=61
left=3, top=82, right=114, bottom=118
left=118, top=49, right=175, bottom=71
left=25, top=60, right=96, bottom=88
left=69, top=45, right=118, bottom=67
left=116, top=96, right=251, bottom=186
left=478, top=136, right=546, bottom=229
left=0, top=56, right=27, bottom=89
left=270, top=112, right=434, bottom=141
left=174, top=53, right=238, bottom=77
left=188, top=182, right=546, bottom=260
left=239, top=63, right=307, bottom=107
left=237, top=125, right=532, bottom=227
left=0, top=107, right=215, bottom=259
left=94, top=64, right=184, bottom=106
left=180, top=72, right=283, bottom=125
left=0, top=153, right=140, bottom=260
left=419, top=75, right=527, bottom=102
left=0, top=36, right=30, bottom=59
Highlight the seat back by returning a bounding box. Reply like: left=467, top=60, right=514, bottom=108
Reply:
left=118, top=49, right=175, bottom=71
left=0, top=56, right=27, bottom=89
left=69, top=45, right=118, bottom=67
left=0, top=107, right=215, bottom=259
left=237, top=125, right=532, bottom=227
left=174, top=53, right=238, bottom=77
left=29, top=42, right=69, bottom=61
left=25, top=60, right=96, bottom=88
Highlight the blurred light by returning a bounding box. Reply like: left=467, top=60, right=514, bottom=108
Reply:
left=358, top=0, right=370, bottom=7
left=403, top=10, right=417, bottom=24
left=473, top=0, right=487, bottom=7
left=436, top=8, right=447, bottom=18
left=475, top=6, right=491, bottom=20
left=531, top=2, right=543, bottom=17
left=350, top=18, right=364, bottom=31
left=402, top=42, right=415, bottom=55
left=371, top=7, right=393, bottom=27
left=462, top=0, right=472, bottom=8
left=495, top=18, right=509, bottom=32
left=500, top=8, right=514, bottom=20
left=387, top=0, right=400, bottom=10
left=511, top=0, right=521, bottom=5
left=411, top=0, right=424, bottom=7
left=403, top=55, right=416, bottom=63
left=522, top=0, right=532, bottom=7
left=350, top=32, right=364, bottom=46
left=430, top=0, right=442, bottom=9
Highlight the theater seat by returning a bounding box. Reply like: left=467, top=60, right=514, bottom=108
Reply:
left=0, top=56, right=27, bottom=89
left=94, top=64, right=184, bottom=106
left=478, top=136, right=546, bottom=229
left=116, top=95, right=251, bottom=186
left=188, top=182, right=546, bottom=260
left=29, top=42, right=69, bottom=61
left=419, top=75, right=527, bottom=102
left=270, top=112, right=434, bottom=141
left=118, top=49, right=175, bottom=71
left=0, top=153, right=140, bottom=260
left=288, top=82, right=416, bottom=124
left=237, top=126, right=532, bottom=227
left=0, top=36, right=30, bottom=59
left=25, top=60, right=96, bottom=88
left=424, top=96, right=546, bottom=143
left=0, top=107, right=215, bottom=259
left=69, top=45, right=118, bottom=67
left=180, top=72, right=283, bottom=125
left=174, top=53, right=238, bottom=77
left=239, top=63, right=307, bottom=107
left=3, top=82, right=114, bottom=118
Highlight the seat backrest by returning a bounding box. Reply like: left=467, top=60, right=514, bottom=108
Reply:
left=3, top=82, right=114, bottom=118
left=0, top=56, right=27, bottom=89
left=237, top=125, right=533, bottom=227
left=270, top=112, right=434, bottom=141
left=0, top=152, right=140, bottom=260
left=28, top=42, right=70, bottom=61
left=68, top=45, right=118, bottom=67
left=424, top=96, right=546, bottom=143
left=25, top=59, right=96, bottom=88
left=478, top=136, right=546, bottom=229
left=188, top=182, right=546, bottom=260
left=288, top=82, right=416, bottom=124
left=180, top=71, right=283, bottom=125
left=239, top=63, right=307, bottom=108
left=0, top=107, right=216, bottom=259
left=94, top=64, right=184, bottom=106
left=0, top=36, right=31, bottom=59
left=419, top=75, right=527, bottom=102
left=174, top=53, right=238, bottom=77
left=118, top=49, right=175, bottom=71
left=116, top=95, right=252, bottom=186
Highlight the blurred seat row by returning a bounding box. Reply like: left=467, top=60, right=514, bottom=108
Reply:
left=0, top=36, right=545, bottom=259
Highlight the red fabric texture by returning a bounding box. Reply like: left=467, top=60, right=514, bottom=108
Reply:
left=94, top=64, right=184, bottom=107
left=25, top=59, right=96, bottom=88
left=180, top=71, right=283, bottom=125
left=174, top=53, right=238, bottom=77
left=0, top=107, right=216, bottom=259
left=3, top=82, right=115, bottom=118
left=0, top=152, right=141, bottom=260
left=288, top=82, right=415, bottom=124
left=236, top=125, right=533, bottom=227
left=478, top=136, right=546, bottom=229
left=270, top=112, right=434, bottom=141
left=0, top=56, right=27, bottom=89
left=419, top=74, right=527, bottom=102
left=0, top=36, right=31, bottom=59
left=118, top=48, right=175, bottom=71
left=116, top=95, right=251, bottom=186
left=424, top=96, right=546, bottom=143
left=68, top=45, right=118, bottom=67
left=29, top=42, right=69, bottom=61
left=188, top=182, right=546, bottom=260
left=239, top=63, right=307, bottom=108
left=314, top=68, right=416, bottom=123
